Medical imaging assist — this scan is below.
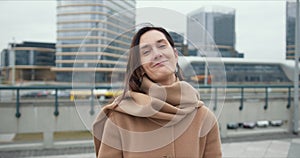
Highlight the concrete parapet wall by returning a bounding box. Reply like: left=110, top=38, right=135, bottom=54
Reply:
left=0, top=97, right=297, bottom=148
left=219, top=99, right=292, bottom=137
left=0, top=101, right=99, bottom=148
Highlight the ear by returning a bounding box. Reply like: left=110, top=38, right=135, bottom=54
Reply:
left=174, top=48, right=178, bottom=60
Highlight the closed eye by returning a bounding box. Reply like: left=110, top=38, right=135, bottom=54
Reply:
left=158, top=44, right=166, bottom=48
left=142, top=50, right=151, bottom=55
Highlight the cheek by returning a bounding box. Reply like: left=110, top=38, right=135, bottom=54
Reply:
left=141, top=63, right=152, bottom=74
left=167, top=54, right=177, bottom=68
left=140, top=54, right=151, bottom=66
left=140, top=55, right=153, bottom=71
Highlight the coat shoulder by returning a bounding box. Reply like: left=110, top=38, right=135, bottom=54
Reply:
left=196, top=105, right=219, bottom=137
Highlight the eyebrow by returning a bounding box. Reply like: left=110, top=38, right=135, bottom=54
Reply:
left=140, top=44, right=150, bottom=50
left=156, top=39, right=167, bottom=44
left=139, top=39, right=167, bottom=50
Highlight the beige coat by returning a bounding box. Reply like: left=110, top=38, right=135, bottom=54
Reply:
left=93, top=77, right=222, bottom=158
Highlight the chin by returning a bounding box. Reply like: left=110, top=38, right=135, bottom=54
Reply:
left=150, top=71, right=174, bottom=81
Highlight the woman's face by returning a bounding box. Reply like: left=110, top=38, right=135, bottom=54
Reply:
left=139, top=30, right=178, bottom=84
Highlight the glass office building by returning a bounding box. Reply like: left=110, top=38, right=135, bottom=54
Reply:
left=0, top=41, right=56, bottom=83
left=187, top=6, right=243, bottom=58
left=189, top=62, right=290, bottom=83
left=53, top=0, right=136, bottom=82
left=180, top=57, right=292, bottom=84
left=286, top=1, right=297, bottom=60
left=169, top=31, right=187, bottom=55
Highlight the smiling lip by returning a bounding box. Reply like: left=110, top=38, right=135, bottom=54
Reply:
left=152, top=60, right=167, bottom=67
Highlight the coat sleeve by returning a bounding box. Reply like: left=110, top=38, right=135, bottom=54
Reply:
left=198, top=106, right=222, bottom=158
left=93, top=114, right=123, bottom=158
left=96, top=142, right=123, bottom=158
left=201, top=122, right=222, bottom=158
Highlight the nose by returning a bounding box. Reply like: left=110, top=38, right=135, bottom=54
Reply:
left=152, top=47, right=163, bottom=60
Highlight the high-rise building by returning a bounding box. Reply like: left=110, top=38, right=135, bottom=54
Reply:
left=169, top=31, right=188, bottom=55
left=286, top=1, right=297, bottom=60
left=187, top=6, right=243, bottom=58
left=0, top=41, right=56, bottom=83
left=52, top=0, right=136, bottom=83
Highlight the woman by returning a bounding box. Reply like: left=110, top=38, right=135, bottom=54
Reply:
left=93, top=26, right=222, bottom=158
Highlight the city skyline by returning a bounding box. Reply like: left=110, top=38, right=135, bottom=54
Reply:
left=0, top=0, right=288, bottom=60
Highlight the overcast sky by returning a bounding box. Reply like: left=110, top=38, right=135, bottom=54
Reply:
left=0, top=0, right=288, bottom=60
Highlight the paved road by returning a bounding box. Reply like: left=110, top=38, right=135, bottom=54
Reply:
left=1, top=135, right=300, bottom=158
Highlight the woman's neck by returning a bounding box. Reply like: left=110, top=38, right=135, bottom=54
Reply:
left=157, top=74, right=177, bottom=85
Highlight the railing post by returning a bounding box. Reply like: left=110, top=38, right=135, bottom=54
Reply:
left=53, top=88, right=59, bottom=116
left=15, top=89, right=21, bottom=118
left=213, top=87, right=217, bottom=111
left=90, top=88, right=95, bottom=115
left=287, top=86, right=291, bottom=109
left=264, top=87, right=268, bottom=110
left=239, top=87, right=244, bottom=111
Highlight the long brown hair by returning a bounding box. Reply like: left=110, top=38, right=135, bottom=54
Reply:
left=121, top=26, right=184, bottom=99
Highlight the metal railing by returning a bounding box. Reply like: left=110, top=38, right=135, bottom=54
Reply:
left=0, top=85, right=112, bottom=118
left=0, top=84, right=297, bottom=118
left=0, top=84, right=299, bottom=148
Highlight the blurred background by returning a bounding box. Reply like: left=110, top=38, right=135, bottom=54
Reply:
left=0, top=0, right=299, bottom=157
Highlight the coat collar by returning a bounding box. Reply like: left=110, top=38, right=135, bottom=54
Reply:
left=114, top=76, right=203, bottom=126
